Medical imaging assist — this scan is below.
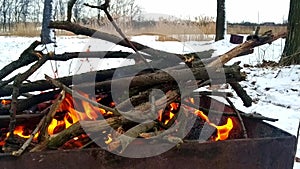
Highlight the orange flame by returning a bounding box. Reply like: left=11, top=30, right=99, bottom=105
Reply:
left=0, top=93, right=114, bottom=143
left=157, top=103, right=179, bottom=125
left=189, top=98, right=195, bottom=104
left=105, top=134, right=113, bottom=144
left=1, top=99, right=11, bottom=105
left=212, top=118, right=233, bottom=141
left=6, top=126, right=38, bottom=139
left=194, top=110, right=233, bottom=141
left=47, top=92, right=114, bottom=135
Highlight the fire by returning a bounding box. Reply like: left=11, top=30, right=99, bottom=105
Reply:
left=0, top=92, right=234, bottom=147
left=164, top=112, right=175, bottom=125
left=157, top=102, right=179, bottom=125
left=212, top=118, right=233, bottom=141
left=189, top=98, right=195, bottom=104
left=47, top=93, right=114, bottom=135
left=194, top=110, right=233, bottom=141
left=105, top=134, right=113, bottom=144
left=1, top=99, right=11, bottom=105
left=6, top=126, right=38, bottom=139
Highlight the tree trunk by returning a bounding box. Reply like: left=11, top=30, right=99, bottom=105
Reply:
left=280, top=0, right=300, bottom=65
left=41, top=0, right=54, bottom=44
left=215, top=0, right=225, bottom=41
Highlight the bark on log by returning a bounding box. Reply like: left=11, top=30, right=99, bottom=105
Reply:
left=229, top=82, right=252, bottom=107
left=0, top=114, right=44, bottom=128
left=0, top=59, right=176, bottom=97
left=30, top=117, right=128, bottom=151
left=16, top=90, right=61, bottom=113
left=76, top=64, right=246, bottom=94
left=0, top=62, right=244, bottom=98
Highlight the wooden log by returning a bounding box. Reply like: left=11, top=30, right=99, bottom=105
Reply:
left=38, top=91, right=65, bottom=142
left=0, top=114, right=44, bottom=128
left=30, top=116, right=128, bottom=151
left=51, top=51, right=153, bottom=61
left=0, top=41, right=41, bottom=81
left=8, top=53, right=50, bottom=141
left=229, top=82, right=252, bottom=107
left=48, top=21, right=185, bottom=61
left=207, top=31, right=287, bottom=67
left=0, top=62, right=244, bottom=98
left=108, top=121, right=157, bottom=153
left=75, top=64, right=246, bottom=95
left=0, top=59, right=176, bottom=97
left=16, top=90, right=61, bottom=113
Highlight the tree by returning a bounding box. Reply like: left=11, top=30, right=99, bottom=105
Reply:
left=280, top=0, right=300, bottom=65
left=41, top=0, right=54, bottom=44
left=215, top=0, right=225, bottom=41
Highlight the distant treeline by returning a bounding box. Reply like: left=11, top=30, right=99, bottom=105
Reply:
left=228, top=21, right=288, bottom=26
left=130, top=20, right=287, bottom=30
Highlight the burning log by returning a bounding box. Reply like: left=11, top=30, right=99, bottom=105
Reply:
left=31, top=116, right=130, bottom=152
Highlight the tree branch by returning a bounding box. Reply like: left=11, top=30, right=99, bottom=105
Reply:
left=0, top=41, right=41, bottom=81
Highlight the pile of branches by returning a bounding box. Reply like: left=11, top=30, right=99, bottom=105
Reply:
left=0, top=0, right=283, bottom=156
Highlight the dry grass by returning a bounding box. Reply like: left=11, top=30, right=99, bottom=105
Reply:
left=227, top=25, right=287, bottom=35
left=0, top=23, right=74, bottom=37
left=0, top=22, right=287, bottom=42
left=12, top=23, right=41, bottom=37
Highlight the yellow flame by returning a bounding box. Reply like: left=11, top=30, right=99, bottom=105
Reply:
left=105, top=134, right=113, bottom=144
left=194, top=110, right=233, bottom=141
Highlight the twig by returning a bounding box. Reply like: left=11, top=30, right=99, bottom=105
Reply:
left=83, top=2, right=153, bottom=70
left=31, top=117, right=125, bottom=152
left=79, top=136, right=101, bottom=149
left=120, top=90, right=180, bottom=122
left=8, top=54, right=49, bottom=141
left=274, top=69, right=281, bottom=78
left=50, top=51, right=152, bottom=61
left=0, top=76, right=16, bottom=88
left=0, top=41, right=41, bottom=81
left=45, top=74, right=120, bottom=116
left=139, top=122, right=180, bottom=139
left=225, top=97, right=248, bottom=138
left=229, top=82, right=252, bottom=107
left=45, top=75, right=179, bottom=122
left=11, top=105, right=52, bottom=156
left=108, top=121, right=157, bottom=153
left=38, top=91, right=65, bottom=142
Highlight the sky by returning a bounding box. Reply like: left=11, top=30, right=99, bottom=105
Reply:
left=135, top=0, right=290, bottom=23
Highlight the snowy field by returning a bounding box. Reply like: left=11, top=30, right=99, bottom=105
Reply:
left=0, top=35, right=299, bottom=168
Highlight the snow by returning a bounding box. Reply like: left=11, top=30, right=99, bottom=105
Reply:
left=0, top=35, right=299, bottom=168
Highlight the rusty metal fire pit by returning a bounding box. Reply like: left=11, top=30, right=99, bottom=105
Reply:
left=0, top=118, right=296, bottom=168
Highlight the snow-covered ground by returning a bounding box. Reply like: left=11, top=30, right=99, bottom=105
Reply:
left=0, top=35, right=299, bottom=168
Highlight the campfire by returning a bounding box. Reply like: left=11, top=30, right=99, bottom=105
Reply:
left=0, top=0, right=295, bottom=168
left=0, top=92, right=237, bottom=152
